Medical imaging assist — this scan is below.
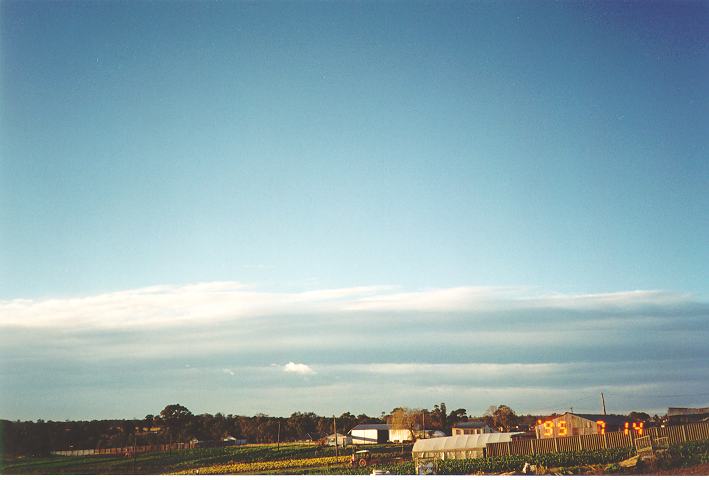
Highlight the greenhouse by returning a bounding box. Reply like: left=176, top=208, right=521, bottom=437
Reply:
left=412, top=432, right=523, bottom=461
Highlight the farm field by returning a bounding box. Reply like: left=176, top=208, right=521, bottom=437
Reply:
left=2, top=440, right=708, bottom=475
left=0, top=443, right=411, bottom=475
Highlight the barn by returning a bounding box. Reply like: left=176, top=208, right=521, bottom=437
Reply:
left=349, top=423, right=444, bottom=444
left=412, top=432, right=523, bottom=461
left=349, top=424, right=390, bottom=444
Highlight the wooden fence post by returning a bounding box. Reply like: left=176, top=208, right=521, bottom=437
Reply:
left=682, top=425, right=688, bottom=442
left=553, top=437, right=558, bottom=453
left=578, top=436, right=583, bottom=450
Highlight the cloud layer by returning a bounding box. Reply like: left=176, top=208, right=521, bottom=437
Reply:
left=1, top=282, right=707, bottom=419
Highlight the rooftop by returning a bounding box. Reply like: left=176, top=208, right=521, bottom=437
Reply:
left=454, top=421, right=488, bottom=429
left=350, top=423, right=390, bottom=431
left=413, top=432, right=523, bottom=453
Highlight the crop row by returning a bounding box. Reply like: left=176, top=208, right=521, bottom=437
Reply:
left=657, top=440, right=709, bottom=470
left=435, top=447, right=634, bottom=474
left=171, top=454, right=350, bottom=474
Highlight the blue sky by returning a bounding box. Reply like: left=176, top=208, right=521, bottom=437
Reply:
left=1, top=0, right=708, bottom=420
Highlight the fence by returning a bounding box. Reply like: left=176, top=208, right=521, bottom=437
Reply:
left=486, top=422, right=709, bottom=458
left=51, top=442, right=194, bottom=457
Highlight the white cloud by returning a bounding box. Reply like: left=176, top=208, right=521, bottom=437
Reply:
left=0, top=282, right=396, bottom=331
left=283, top=362, right=316, bottom=375
left=0, top=282, right=696, bottom=332
left=0, top=278, right=706, bottom=418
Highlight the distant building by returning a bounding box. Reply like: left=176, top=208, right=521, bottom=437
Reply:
left=535, top=413, right=635, bottom=439
left=323, top=433, right=352, bottom=447
left=412, top=432, right=524, bottom=461
left=667, top=407, right=709, bottom=425
left=136, top=426, right=162, bottom=433
left=350, top=424, right=390, bottom=444
left=452, top=421, right=493, bottom=436
left=350, top=423, right=441, bottom=443
left=389, top=427, right=414, bottom=443
left=222, top=435, right=247, bottom=446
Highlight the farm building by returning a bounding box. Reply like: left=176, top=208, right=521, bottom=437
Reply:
left=534, top=413, right=634, bottom=439
left=667, top=407, right=709, bottom=425
left=349, top=424, right=390, bottom=444
left=412, top=432, right=523, bottom=461
left=323, top=433, right=352, bottom=447
left=389, top=427, right=414, bottom=443
left=452, top=421, right=493, bottom=435
left=222, top=435, right=247, bottom=446
left=349, top=424, right=426, bottom=444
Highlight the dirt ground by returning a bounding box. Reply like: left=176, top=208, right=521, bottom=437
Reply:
left=644, top=462, right=709, bottom=476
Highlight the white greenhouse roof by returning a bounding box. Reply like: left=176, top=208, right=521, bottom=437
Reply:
left=412, top=433, right=523, bottom=453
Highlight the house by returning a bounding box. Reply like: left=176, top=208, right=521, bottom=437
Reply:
left=534, top=413, right=633, bottom=439
left=452, top=421, right=493, bottom=436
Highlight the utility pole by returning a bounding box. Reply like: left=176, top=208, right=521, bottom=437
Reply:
left=333, top=416, right=339, bottom=458
left=277, top=421, right=281, bottom=451
left=133, top=433, right=137, bottom=474
left=601, top=392, right=607, bottom=416
left=422, top=411, right=426, bottom=439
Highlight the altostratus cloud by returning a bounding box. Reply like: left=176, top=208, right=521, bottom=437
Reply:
left=0, top=281, right=699, bottom=331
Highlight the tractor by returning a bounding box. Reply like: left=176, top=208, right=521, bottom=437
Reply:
left=351, top=449, right=376, bottom=468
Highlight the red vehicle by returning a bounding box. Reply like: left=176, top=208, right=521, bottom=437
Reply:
left=351, top=450, right=374, bottom=467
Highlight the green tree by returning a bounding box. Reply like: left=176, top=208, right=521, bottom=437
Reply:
left=628, top=411, right=651, bottom=422
left=489, top=405, right=517, bottom=432
left=159, top=404, right=192, bottom=439
left=432, top=403, right=448, bottom=432
left=447, top=407, right=468, bottom=429
left=286, top=412, right=318, bottom=440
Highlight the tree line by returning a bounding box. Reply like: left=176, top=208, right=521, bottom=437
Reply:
left=0, top=403, right=656, bottom=457
left=1, top=406, right=381, bottom=456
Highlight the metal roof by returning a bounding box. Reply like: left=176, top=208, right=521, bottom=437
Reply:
left=668, top=407, right=709, bottom=417
left=412, top=433, right=522, bottom=453
left=351, top=423, right=390, bottom=431
left=453, top=421, right=488, bottom=429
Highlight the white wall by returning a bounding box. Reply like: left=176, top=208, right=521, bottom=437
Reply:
left=389, top=429, right=414, bottom=443
left=351, top=429, right=380, bottom=444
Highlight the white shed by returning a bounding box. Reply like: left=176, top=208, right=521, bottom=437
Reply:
left=412, top=432, right=523, bottom=461
left=350, top=424, right=390, bottom=444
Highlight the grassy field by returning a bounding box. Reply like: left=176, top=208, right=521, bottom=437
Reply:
left=1, top=443, right=411, bottom=475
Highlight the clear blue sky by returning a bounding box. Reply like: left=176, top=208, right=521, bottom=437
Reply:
left=1, top=0, right=708, bottom=420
